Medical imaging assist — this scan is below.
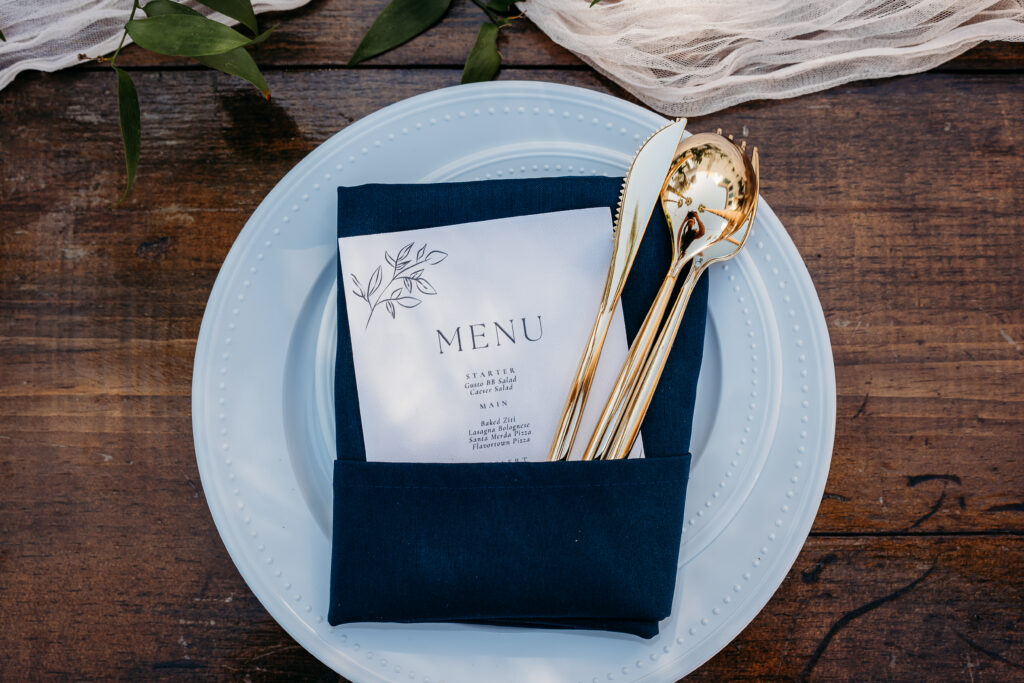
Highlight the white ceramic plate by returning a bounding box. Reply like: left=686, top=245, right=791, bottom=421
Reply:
left=193, top=81, right=835, bottom=682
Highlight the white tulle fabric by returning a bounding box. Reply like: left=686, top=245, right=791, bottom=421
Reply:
left=2, top=0, right=1022, bottom=113
left=0, top=0, right=308, bottom=90
left=521, top=0, right=1024, bottom=116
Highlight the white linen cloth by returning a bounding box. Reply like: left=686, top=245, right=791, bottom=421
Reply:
left=2, top=0, right=1022, bottom=116
left=521, top=0, right=1024, bottom=116
left=0, top=0, right=307, bottom=90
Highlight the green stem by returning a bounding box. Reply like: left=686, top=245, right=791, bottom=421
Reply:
left=470, top=0, right=502, bottom=25
left=110, top=0, right=142, bottom=68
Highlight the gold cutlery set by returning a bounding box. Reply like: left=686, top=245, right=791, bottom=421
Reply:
left=549, top=120, right=761, bottom=462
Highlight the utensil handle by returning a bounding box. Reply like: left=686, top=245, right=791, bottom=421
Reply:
left=547, top=304, right=617, bottom=461
left=605, top=267, right=701, bottom=460
left=580, top=270, right=680, bottom=461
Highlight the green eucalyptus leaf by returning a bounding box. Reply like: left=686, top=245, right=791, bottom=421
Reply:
left=590, top=0, right=603, bottom=5
left=143, top=0, right=269, bottom=97
left=199, top=49, right=269, bottom=98
left=114, top=67, right=141, bottom=201
left=0, top=28, right=6, bottom=41
left=127, top=14, right=269, bottom=57
left=195, top=0, right=258, bottom=33
left=143, top=0, right=201, bottom=17
left=147, top=0, right=258, bottom=33
left=349, top=0, right=452, bottom=66
left=461, top=22, right=500, bottom=84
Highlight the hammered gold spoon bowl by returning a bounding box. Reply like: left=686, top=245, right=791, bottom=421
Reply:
left=581, top=133, right=754, bottom=460
left=601, top=133, right=760, bottom=460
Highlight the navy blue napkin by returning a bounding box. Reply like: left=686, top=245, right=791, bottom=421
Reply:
left=330, top=177, right=709, bottom=638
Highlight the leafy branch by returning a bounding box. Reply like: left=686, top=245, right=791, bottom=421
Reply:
left=95, top=0, right=272, bottom=201
left=93, top=0, right=601, bottom=202
left=349, top=0, right=522, bottom=84
left=350, top=242, right=447, bottom=327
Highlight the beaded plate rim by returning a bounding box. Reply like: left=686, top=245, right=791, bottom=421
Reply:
left=192, top=80, right=835, bottom=683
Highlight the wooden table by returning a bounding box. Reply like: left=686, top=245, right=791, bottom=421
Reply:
left=2, top=2, right=1022, bottom=680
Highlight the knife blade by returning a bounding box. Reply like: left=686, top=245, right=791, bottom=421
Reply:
left=547, top=117, right=688, bottom=461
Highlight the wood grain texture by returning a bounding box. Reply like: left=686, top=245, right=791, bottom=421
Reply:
left=693, top=536, right=1024, bottom=682
left=1, top=13, right=1023, bottom=681
left=3, top=67, right=1021, bottom=532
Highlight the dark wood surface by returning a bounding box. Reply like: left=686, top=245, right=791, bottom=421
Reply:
left=1, top=1, right=1022, bottom=680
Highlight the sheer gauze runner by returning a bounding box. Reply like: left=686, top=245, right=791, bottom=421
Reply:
left=521, top=0, right=1024, bottom=116
left=0, top=0, right=306, bottom=90
left=2, top=0, right=1023, bottom=115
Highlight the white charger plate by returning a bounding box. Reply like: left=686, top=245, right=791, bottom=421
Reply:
left=192, top=81, right=835, bottom=682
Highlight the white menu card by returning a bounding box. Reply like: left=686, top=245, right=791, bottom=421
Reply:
left=338, top=207, right=643, bottom=463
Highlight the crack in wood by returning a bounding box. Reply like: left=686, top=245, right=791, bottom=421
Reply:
left=823, top=492, right=850, bottom=502
left=801, top=553, right=837, bottom=583
left=797, top=565, right=935, bottom=682
left=956, top=632, right=1024, bottom=670
left=137, top=236, right=170, bottom=261
left=909, top=490, right=946, bottom=530
left=851, top=393, right=869, bottom=419
left=904, top=474, right=965, bottom=529
left=906, top=474, right=962, bottom=487
left=985, top=502, right=1024, bottom=512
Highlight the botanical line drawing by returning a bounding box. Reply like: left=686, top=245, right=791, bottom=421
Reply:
left=350, top=242, right=447, bottom=327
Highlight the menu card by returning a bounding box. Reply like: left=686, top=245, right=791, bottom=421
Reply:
left=338, top=207, right=643, bottom=463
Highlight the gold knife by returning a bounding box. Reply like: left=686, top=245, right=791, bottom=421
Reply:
left=547, top=117, right=688, bottom=461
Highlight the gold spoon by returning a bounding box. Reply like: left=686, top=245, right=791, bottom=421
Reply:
left=579, top=137, right=714, bottom=460
left=547, top=118, right=688, bottom=461
left=602, top=134, right=760, bottom=460
left=581, top=132, right=758, bottom=460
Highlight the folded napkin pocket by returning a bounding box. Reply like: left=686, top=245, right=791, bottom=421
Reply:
left=328, top=455, right=690, bottom=638
left=329, top=177, right=708, bottom=638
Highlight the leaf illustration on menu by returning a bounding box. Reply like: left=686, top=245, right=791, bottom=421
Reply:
left=356, top=242, right=446, bottom=326
left=367, top=266, right=382, bottom=297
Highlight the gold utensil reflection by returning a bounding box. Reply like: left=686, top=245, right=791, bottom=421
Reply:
left=547, top=118, right=689, bottom=462
left=600, top=133, right=760, bottom=460
left=581, top=134, right=733, bottom=460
